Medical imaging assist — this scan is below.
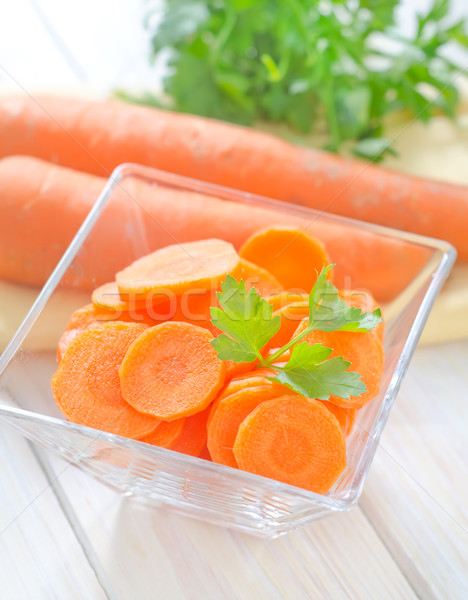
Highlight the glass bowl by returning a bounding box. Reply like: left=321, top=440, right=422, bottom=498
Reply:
left=0, top=164, right=455, bottom=537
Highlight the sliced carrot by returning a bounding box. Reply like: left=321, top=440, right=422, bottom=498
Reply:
left=230, top=257, right=283, bottom=296
left=240, top=226, right=330, bottom=293
left=266, top=291, right=308, bottom=312
left=57, top=329, right=83, bottom=363
left=233, top=395, right=346, bottom=493
left=56, top=302, right=163, bottom=362
left=119, top=321, right=226, bottom=420
left=92, top=281, right=148, bottom=312
left=293, top=320, right=384, bottom=409
left=207, top=370, right=281, bottom=429
left=224, top=359, right=257, bottom=380
left=138, top=418, right=185, bottom=449
left=56, top=303, right=119, bottom=362
left=169, top=405, right=212, bottom=457
left=319, top=401, right=356, bottom=437
left=64, top=303, right=115, bottom=330
left=207, top=384, right=285, bottom=468
left=339, top=288, right=385, bottom=342
left=51, top=322, right=160, bottom=439
left=116, top=238, right=239, bottom=296
left=199, top=445, right=212, bottom=461
left=169, top=288, right=219, bottom=335
left=232, top=367, right=278, bottom=381
left=265, top=301, right=310, bottom=351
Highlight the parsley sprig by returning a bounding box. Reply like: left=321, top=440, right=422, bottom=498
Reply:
left=210, top=265, right=382, bottom=401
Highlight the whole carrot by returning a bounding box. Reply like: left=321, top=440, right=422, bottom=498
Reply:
left=0, top=95, right=465, bottom=259
left=0, top=156, right=430, bottom=301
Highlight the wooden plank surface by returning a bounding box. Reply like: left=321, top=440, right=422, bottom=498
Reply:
left=360, top=340, right=468, bottom=600
left=0, top=426, right=107, bottom=600
left=37, top=450, right=418, bottom=600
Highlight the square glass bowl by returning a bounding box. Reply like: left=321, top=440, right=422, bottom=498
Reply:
left=0, top=164, right=455, bottom=537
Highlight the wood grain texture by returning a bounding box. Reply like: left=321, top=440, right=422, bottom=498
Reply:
left=0, top=426, right=107, bottom=600
left=360, top=340, right=468, bottom=599
left=37, top=450, right=418, bottom=600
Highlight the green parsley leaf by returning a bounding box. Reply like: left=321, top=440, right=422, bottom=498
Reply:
left=308, top=266, right=382, bottom=333
left=271, top=342, right=367, bottom=401
left=210, top=266, right=381, bottom=402
left=210, top=275, right=280, bottom=362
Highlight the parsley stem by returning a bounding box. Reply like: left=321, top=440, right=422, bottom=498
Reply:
left=261, top=322, right=316, bottom=366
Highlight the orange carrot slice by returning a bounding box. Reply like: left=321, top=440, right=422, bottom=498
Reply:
left=119, top=321, right=226, bottom=420
left=169, top=288, right=219, bottom=335
left=51, top=322, right=159, bottom=439
left=239, top=226, right=330, bottom=292
left=169, top=405, right=212, bottom=457
left=319, top=401, right=356, bottom=437
left=266, top=291, right=308, bottom=312
left=224, top=359, right=257, bottom=380
left=230, top=257, right=283, bottom=296
left=265, top=301, right=310, bottom=351
left=56, top=303, right=125, bottom=362
left=138, top=418, right=185, bottom=449
left=199, top=446, right=212, bottom=461
left=92, top=281, right=148, bottom=311
left=207, top=384, right=285, bottom=468
left=293, top=320, right=384, bottom=409
left=116, top=238, right=239, bottom=296
left=56, top=302, right=166, bottom=362
left=207, top=370, right=281, bottom=430
left=233, top=395, right=346, bottom=493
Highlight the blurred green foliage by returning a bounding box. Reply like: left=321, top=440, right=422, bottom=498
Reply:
left=141, top=0, right=468, bottom=159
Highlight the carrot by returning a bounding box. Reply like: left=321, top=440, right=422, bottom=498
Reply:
left=223, top=367, right=278, bottom=386
left=293, top=320, right=385, bottom=409
left=1, top=95, right=465, bottom=261
left=0, top=156, right=431, bottom=302
left=265, top=301, right=310, bottom=352
left=92, top=281, right=153, bottom=312
left=138, top=418, right=185, bottom=449
left=119, top=321, right=226, bottom=420
left=169, top=405, right=212, bottom=457
left=319, top=402, right=356, bottom=437
left=266, top=291, right=308, bottom=312
left=56, top=298, right=176, bottom=361
left=207, top=384, right=285, bottom=468
left=339, top=288, right=385, bottom=343
left=56, top=303, right=119, bottom=362
left=169, top=288, right=219, bottom=335
left=229, top=258, right=283, bottom=296
left=51, top=322, right=160, bottom=438
left=240, top=226, right=330, bottom=292
left=233, top=395, right=346, bottom=493
left=115, top=239, right=239, bottom=296
left=198, top=446, right=212, bottom=461
left=224, top=360, right=257, bottom=380
left=207, top=369, right=281, bottom=428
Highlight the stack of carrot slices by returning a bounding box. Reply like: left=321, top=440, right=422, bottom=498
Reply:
left=51, top=228, right=385, bottom=494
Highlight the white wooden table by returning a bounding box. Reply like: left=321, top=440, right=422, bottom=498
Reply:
left=1, top=2, right=467, bottom=598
